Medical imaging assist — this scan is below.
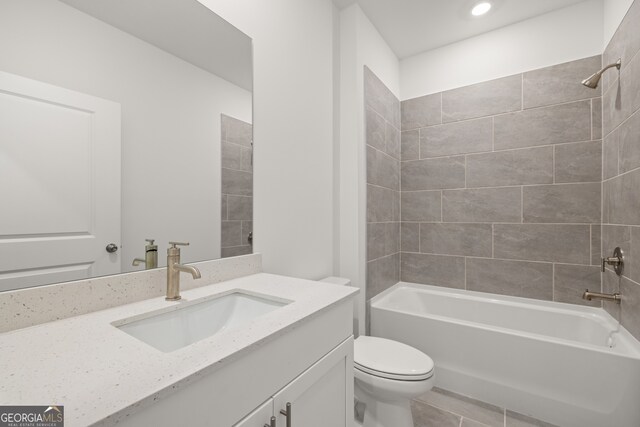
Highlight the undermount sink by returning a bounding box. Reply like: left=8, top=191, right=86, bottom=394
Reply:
left=113, top=291, right=290, bottom=352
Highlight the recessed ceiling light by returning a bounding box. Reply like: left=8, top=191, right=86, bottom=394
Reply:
left=471, top=2, right=492, bottom=16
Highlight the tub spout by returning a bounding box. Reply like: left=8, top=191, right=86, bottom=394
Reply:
left=583, top=289, right=621, bottom=304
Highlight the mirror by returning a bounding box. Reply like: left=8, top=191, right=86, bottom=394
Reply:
left=0, top=0, right=253, bottom=292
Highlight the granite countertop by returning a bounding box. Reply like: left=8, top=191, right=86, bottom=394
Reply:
left=0, top=273, right=357, bottom=426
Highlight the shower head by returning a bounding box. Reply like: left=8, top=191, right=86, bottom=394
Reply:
left=582, top=59, right=622, bottom=89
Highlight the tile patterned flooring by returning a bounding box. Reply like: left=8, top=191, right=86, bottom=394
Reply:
left=411, top=387, right=558, bottom=427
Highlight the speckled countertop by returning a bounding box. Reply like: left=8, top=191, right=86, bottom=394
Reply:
left=0, top=273, right=357, bottom=426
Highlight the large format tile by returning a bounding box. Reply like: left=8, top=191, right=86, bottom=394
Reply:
left=420, top=117, right=492, bottom=158
left=367, top=145, right=399, bottom=190
left=367, top=253, right=399, bottom=300
left=420, top=223, right=492, bottom=257
left=222, top=141, right=242, bottom=171
left=603, top=130, right=619, bottom=180
left=365, top=66, right=400, bottom=128
left=227, top=195, right=252, bottom=221
left=367, top=184, right=399, bottom=222
left=401, top=191, right=442, bottom=222
left=442, top=75, right=521, bottom=122
left=221, top=114, right=252, bottom=147
left=401, top=222, right=420, bottom=252
left=466, top=258, right=553, bottom=301
left=631, top=227, right=640, bottom=284
left=443, top=187, right=521, bottom=223
left=505, top=410, right=558, bottom=427
left=416, top=387, right=505, bottom=427
left=592, top=224, right=602, bottom=266
left=618, top=109, right=640, bottom=173
left=466, top=146, right=553, bottom=187
left=401, top=94, right=441, bottom=130
left=554, top=141, right=602, bottom=183
left=602, top=268, right=621, bottom=319
left=494, top=100, right=591, bottom=150
left=603, top=53, right=640, bottom=136
left=411, top=400, right=461, bottom=427
left=401, top=156, right=465, bottom=190
left=522, top=56, right=602, bottom=109
left=221, top=245, right=251, bottom=258
left=402, top=130, right=420, bottom=161
left=366, top=107, right=386, bottom=151
left=386, top=122, right=401, bottom=159
left=367, top=222, right=399, bottom=261
left=221, top=168, right=252, bottom=196
left=522, top=183, right=601, bottom=223
left=221, top=221, right=242, bottom=247
left=400, top=253, right=465, bottom=288
left=592, top=97, right=602, bottom=140
left=602, top=0, right=640, bottom=93
left=493, top=224, right=591, bottom=264
left=603, top=168, right=640, bottom=225
left=553, top=264, right=601, bottom=306
left=621, top=277, right=640, bottom=341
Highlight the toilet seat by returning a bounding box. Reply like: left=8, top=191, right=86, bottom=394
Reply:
left=354, top=336, right=434, bottom=381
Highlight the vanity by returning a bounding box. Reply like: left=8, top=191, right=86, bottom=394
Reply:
left=0, top=255, right=358, bottom=427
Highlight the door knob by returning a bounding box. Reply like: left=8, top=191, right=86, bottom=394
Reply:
left=105, top=243, right=118, bottom=253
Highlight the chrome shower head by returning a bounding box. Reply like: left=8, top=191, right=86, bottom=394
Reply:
left=581, top=58, right=622, bottom=89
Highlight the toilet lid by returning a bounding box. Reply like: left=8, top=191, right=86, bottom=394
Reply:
left=354, top=336, right=434, bottom=381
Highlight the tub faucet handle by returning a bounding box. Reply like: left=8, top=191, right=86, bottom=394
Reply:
left=601, top=247, right=624, bottom=275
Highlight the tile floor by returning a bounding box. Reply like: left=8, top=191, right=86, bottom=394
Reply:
left=411, top=387, right=558, bottom=427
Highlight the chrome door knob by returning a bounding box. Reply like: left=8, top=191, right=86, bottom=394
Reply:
left=105, top=243, right=119, bottom=253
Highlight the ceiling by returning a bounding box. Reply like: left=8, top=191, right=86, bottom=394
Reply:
left=60, top=0, right=253, bottom=91
left=334, top=0, right=589, bottom=58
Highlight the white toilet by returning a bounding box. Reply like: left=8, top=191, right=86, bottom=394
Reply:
left=354, top=335, right=434, bottom=427
left=319, top=277, right=434, bottom=427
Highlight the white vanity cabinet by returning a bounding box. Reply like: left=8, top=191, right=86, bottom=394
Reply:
left=235, top=337, right=354, bottom=427
left=113, top=297, right=355, bottom=427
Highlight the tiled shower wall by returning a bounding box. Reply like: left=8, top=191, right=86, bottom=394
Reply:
left=602, top=0, right=640, bottom=340
left=398, top=56, right=604, bottom=306
left=365, top=67, right=401, bottom=304
left=221, top=114, right=253, bottom=258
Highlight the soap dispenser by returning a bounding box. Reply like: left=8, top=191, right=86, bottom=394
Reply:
left=132, top=239, right=158, bottom=269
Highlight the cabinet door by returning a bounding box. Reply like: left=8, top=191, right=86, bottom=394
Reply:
left=234, top=399, right=273, bottom=427
left=273, top=337, right=354, bottom=427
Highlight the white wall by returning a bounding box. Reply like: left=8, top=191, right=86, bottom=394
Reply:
left=338, top=4, right=399, bottom=334
left=400, top=0, right=604, bottom=100
left=197, top=0, right=336, bottom=280
left=0, top=0, right=251, bottom=270
left=604, top=0, right=635, bottom=47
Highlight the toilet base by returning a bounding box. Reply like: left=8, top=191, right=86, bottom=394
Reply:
left=355, top=381, right=415, bottom=427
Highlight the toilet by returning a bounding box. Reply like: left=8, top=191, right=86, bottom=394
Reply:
left=354, top=336, right=434, bottom=427
left=319, top=277, right=435, bottom=427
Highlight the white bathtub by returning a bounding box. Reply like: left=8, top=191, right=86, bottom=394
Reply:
left=370, top=283, right=640, bottom=427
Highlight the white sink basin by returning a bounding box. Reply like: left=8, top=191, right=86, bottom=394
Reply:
left=114, top=291, right=289, bottom=352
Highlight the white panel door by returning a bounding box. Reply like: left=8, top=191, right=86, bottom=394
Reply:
left=273, top=337, right=353, bottom=427
left=0, top=71, right=121, bottom=291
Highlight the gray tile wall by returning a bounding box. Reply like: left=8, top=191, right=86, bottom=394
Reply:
left=400, top=55, right=603, bottom=306
left=365, top=67, right=401, bottom=308
left=221, top=115, right=253, bottom=258
left=601, top=0, right=640, bottom=340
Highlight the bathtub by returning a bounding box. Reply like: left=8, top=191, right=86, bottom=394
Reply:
left=370, top=283, right=640, bottom=427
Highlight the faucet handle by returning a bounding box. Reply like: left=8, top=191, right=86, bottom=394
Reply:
left=145, top=238, right=155, bottom=245
left=168, top=241, right=190, bottom=248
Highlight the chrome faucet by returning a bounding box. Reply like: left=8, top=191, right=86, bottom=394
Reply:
left=166, top=242, right=201, bottom=301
